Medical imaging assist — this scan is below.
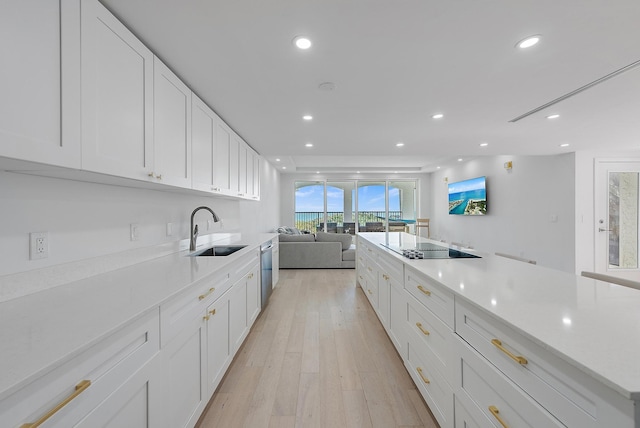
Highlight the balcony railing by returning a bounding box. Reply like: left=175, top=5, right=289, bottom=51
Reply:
left=295, top=211, right=404, bottom=232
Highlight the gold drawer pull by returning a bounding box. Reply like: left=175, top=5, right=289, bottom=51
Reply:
left=198, top=287, right=215, bottom=301
left=489, top=405, right=509, bottom=428
left=417, top=285, right=431, bottom=296
left=248, top=273, right=254, bottom=279
left=21, top=380, right=91, bottom=428
left=416, top=367, right=430, bottom=384
left=491, top=339, right=528, bottom=365
left=416, top=322, right=430, bottom=336
left=209, top=309, right=216, bottom=315
left=382, top=274, right=389, bottom=280
left=367, top=289, right=373, bottom=294
left=367, top=267, right=373, bottom=272
left=203, top=315, right=210, bottom=321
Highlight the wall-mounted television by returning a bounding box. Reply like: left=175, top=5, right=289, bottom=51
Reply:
left=448, top=176, right=487, bottom=215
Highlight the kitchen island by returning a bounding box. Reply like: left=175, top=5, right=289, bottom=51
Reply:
left=357, top=232, right=640, bottom=428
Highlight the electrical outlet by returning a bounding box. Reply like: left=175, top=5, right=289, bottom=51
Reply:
left=130, top=223, right=139, bottom=241
left=166, top=222, right=173, bottom=236
left=29, top=232, right=49, bottom=260
left=207, top=220, right=212, bottom=230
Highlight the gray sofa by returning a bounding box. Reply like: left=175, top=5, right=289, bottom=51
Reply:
left=279, top=232, right=355, bottom=269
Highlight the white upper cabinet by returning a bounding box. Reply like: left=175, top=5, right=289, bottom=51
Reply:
left=229, top=134, right=240, bottom=195
left=153, top=57, right=191, bottom=188
left=191, top=94, right=216, bottom=192
left=237, top=140, right=248, bottom=197
left=0, top=0, right=80, bottom=168
left=80, top=0, right=154, bottom=180
left=213, top=120, right=231, bottom=194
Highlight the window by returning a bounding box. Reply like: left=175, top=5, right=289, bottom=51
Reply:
left=294, top=179, right=417, bottom=233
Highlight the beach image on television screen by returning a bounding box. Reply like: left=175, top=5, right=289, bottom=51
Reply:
left=448, top=176, right=487, bottom=215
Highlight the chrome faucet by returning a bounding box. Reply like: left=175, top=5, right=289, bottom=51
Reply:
left=190, top=206, right=221, bottom=251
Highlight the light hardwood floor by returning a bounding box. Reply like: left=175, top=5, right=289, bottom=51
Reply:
left=196, top=269, right=439, bottom=428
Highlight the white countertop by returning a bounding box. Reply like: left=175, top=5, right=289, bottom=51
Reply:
left=0, top=233, right=276, bottom=401
left=359, top=232, right=640, bottom=400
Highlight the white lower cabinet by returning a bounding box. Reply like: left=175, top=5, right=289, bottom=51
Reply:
left=205, top=295, right=231, bottom=395
left=454, top=335, right=564, bottom=427
left=161, top=313, right=208, bottom=428
left=229, top=278, right=248, bottom=354
left=1, top=309, right=160, bottom=428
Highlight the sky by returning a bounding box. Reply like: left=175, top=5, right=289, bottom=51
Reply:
left=295, top=184, right=400, bottom=212
left=447, top=176, right=486, bottom=194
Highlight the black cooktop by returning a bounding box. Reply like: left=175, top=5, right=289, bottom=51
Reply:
left=382, top=242, right=480, bottom=259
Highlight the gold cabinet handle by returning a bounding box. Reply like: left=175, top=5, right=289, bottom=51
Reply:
left=415, top=322, right=430, bottom=336
left=416, top=367, right=430, bottom=384
left=489, top=405, right=509, bottom=428
left=367, top=267, right=373, bottom=272
left=248, top=273, right=254, bottom=279
left=209, top=309, right=216, bottom=315
left=198, top=287, right=215, bottom=301
left=20, top=380, right=91, bottom=428
left=155, top=174, right=162, bottom=180
left=491, top=339, right=528, bottom=365
left=147, top=172, right=154, bottom=178
left=203, top=315, right=210, bottom=321
left=417, top=285, right=431, bottom=296
left=367, top=289, right=373, bottom=294
left=382, top=274, right=389, bottom=280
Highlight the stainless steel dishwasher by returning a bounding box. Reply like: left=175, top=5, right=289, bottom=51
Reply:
left=260, top=240, right=273, bottom=309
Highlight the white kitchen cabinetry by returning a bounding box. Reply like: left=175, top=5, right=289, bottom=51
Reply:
left=0, top=0, right=80, bottom=168
left=80, top=0, right=154, bottom=180
left=213, top=120, right=231, bottom=194
left=191, top=94, right=217, bottom=193
left=455, top=298, right=636, bottom=428
left=403, top=267, right=455, bottom=428
left=205, top=294, right=231, bottom=395
left=152, top=57, right=191, bottom=188
left=272, top=240, right=280, bottom=287
left=229, top=135, right=240, bottom=196
left=0, top=309, right=160, bottom=428
left=237, top=141, right=247, bottom=197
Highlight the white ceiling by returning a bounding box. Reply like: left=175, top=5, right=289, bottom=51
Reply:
left=100, top=0, right=640, bottom=173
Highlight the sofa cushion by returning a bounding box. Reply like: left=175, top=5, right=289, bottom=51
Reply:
left=279, top=233, right=315, bottom=242
left=315, top=231, right=353, bottom=250
left=277, top=226, right=303, bottom=235
left=342, top=244, right=356, bottom=261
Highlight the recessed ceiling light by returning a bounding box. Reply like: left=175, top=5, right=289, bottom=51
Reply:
left=316, top=171, right=320, bottom=174
left=517, top=35, right=541, bottom=49
left=432, top=113, right=444, bottom=119
left=437, top=166, right=441, bottom=169
left=275, top=158, right=281, bottom=162
left=302, top=115, right=313, bottom=121
left=396, top=142, right=404, bottom=147
left=293, top=36, right=311, bottom=50
left=356, top=171, right=360, bottom=174
left=305, top=143, right=313, bottom=147
left=559, top=143, right=570, bottom=147
left=458, top=158, right=463, bottom=162
left=546, top=114, right=560, bottom=119
left=479, top=142, right=488, bottom=147
left=394, top=171, right=398, bottom=174
left=282, top=166, right=287, bottom=169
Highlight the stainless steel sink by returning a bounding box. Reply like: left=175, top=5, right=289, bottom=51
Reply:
left=189, top=245, right=247, bottom=257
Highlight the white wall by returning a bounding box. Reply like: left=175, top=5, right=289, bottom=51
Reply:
left=279, top=172, right=431, bottom=228
left=429, top=154, right=575, bottom=272
left=0, top=160, right=280, bottom=276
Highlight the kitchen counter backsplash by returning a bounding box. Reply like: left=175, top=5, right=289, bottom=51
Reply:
left=0, top=232, right=243, bottom=303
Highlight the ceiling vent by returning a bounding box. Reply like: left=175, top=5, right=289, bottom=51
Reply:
left=509, top=58, right=640, bottom=122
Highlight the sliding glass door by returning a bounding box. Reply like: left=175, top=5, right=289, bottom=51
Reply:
left=295, top=179, right=417, bottom=233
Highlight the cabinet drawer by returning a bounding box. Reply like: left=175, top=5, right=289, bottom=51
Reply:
left=1, top=309, right=159, bottom=428
left=455, top=299, right=634, bottom=427
left=406, top=341, right=453, bottom=428
left=406, top=293, right=453, bottom=384
left=228, top=249, right=260, bottom=284
left=454, top=335, right=563, bottom=428
left=377, top=253, right=403, bottom=285
left=364, top=274, right=379, bottom=308
left=160, top=271, right=230, bottom=346
left=405, top=267, right=454, bottom=328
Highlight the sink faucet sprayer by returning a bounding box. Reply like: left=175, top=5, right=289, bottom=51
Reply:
left=190, top=206, right=221, bottom=251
